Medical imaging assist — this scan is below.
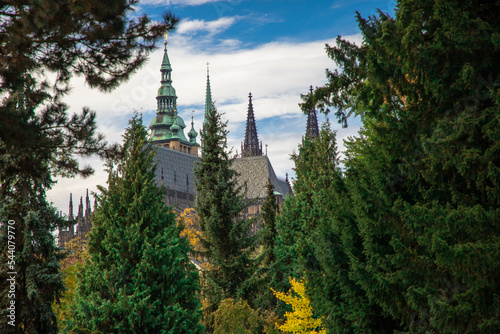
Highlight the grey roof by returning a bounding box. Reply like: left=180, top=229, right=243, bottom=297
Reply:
left=151, top=146, right=291, bottom=200
left=232, top=156, right=291, bottom=199
left=153, top=146, right=199, bottom=195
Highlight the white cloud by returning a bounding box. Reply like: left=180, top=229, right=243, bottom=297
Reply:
left=47, top=32, right=364, bottom=215
left=141, top=0, right=226, bottom=6
left=177, top=17, right=238, bottom=35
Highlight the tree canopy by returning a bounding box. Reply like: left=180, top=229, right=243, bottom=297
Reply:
left=69, top=115, right=203, bottom=333
left=300, top=0, right=500, bottom=332
left=0, top=2, right=177, bottom=332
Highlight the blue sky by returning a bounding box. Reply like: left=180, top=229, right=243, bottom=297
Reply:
left=48, top=0, right=396, bottom=215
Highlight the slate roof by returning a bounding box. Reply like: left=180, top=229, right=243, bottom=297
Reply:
left=153, top=146, right=199, bottom=195
left=232, top=156, right=292, bottom=199
left=152, top=147, right=292, bottom=200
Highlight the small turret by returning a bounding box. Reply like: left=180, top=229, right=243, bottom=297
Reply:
left=188, top=115, right=198, bottom=144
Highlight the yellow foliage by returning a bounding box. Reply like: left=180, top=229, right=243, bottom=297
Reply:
left=177, top=208, right=211, bottom=270
left=54, top=238, right=89, bottom=328
left=271, top=277, right=326, bottom=334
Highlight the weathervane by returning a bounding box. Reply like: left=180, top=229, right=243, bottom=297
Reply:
left=164, top=32, right=168, bottom=45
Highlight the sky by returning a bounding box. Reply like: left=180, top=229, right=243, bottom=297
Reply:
left=47, top=0, right=396, bottom=215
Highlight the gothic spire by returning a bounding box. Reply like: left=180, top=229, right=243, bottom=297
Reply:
left=69, top=193, right=73, bottom=220
left=305, top=85, right=320, bottom=139
left=241, top=92, right=262, bottom=157
left=205, top=62, right=213, bottom=124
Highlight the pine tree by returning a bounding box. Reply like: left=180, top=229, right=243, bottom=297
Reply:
left=69, top=115, right=203, bottom=333
left=195, top=103, right=255, bottom=314
left=0, top=3, right=177, bottom=332
left=306, top=0, right=500, bottom=332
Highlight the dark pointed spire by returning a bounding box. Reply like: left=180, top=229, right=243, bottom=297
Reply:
left=86, top=189, right=90, bottom=213
left=69, top=193, right=74, bottom=235
left=241, top=92, right=262, bottom=157
left=69, top=193, right=73, bottom=220
left=78, top=196, right=83, bottom=218
left=204, top=62, right=213, bottom=124
left=305, top=85, right=319, bottom=139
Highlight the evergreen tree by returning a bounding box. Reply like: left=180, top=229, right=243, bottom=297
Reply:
left=0, top=2, right=177, bottom=332
left=292, top=122, right=400, bottom=333
left=69, top=115, right=203, bottom=333
left=260, top=180, right=279, bottom=270
left=268, top=191, right=303, bottom=319
left=306, top=0, right=500, bottom=332
left=195, top=103, right=255, bottom=314
left=249, top=179, right=279, bottom=311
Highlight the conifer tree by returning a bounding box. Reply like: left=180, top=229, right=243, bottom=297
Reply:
left=69, top=115, right=203, bottom=333
left=292, top=122, right=400, bottom=333
left=249, top=179, right=279, bottom=311
left=0, top=2, right=177, bottom=332
left=306, top=0, right=500, bottom=332
left=195, top=104, right=255, bottom=313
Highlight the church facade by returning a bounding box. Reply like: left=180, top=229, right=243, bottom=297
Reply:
left=58, top=37, right=307, bottom=248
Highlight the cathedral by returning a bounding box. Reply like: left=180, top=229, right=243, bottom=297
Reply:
left=58, top=36, right=323, bottom=248
left=149, top=37, right=293, bottom=215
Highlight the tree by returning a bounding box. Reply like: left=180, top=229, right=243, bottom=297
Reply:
left=177, top=208, right=210, bottom=270
left=307, top=0, right=500, bottom=332
left=0, top=2, right=177, bottom=332
left=291, top=122, right=400, bottom=333
left=212, top=299, right=260, bottom=334
left=53, top=238, right=89, bottom=332
left=272, top=277, right=326, bottom=334
left=248, top=179, right=279, bottom=312
left=194, top=103, right=255, bottom=315
left=69, top=115, right=203, bottom=333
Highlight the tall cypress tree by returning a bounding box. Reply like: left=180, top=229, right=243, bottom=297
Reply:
left=69, top=115, right=203, bottom=333
left=195, top=104, right=255, bottom=313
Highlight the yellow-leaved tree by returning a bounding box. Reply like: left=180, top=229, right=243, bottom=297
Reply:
left=53, top=237, right=89, bottom=330
left=272, top=277, right=326, bottom=334
left=177, top=208, right=211, bottom=270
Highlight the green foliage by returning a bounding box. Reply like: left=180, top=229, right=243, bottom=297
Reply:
left=69, top=116, right=203, bottom=333
left=54, top=238, right=89, bottom=331
left=292, top=123, right=399, bottom=333
left=195, top=104, right=255, bottom=314
left=303, top=0, right=500, bottom=332
left=0, top=3, right=177, bottom=332
left=213, top=299, right=260, bottom=334
left=0, top=196, right=65, bottom=333
left=248, top=180, right=280, bottom=311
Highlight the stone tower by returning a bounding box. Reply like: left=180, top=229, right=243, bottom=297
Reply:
left=150, top=36, right=199, bottom=156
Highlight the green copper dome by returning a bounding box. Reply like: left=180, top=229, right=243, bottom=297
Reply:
left=149, top=40, right=199, bottom=149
